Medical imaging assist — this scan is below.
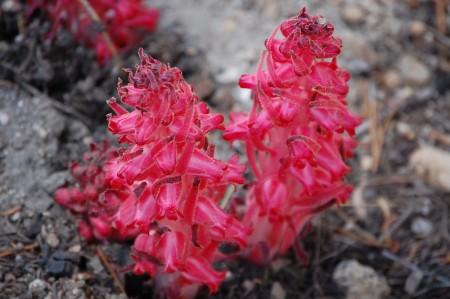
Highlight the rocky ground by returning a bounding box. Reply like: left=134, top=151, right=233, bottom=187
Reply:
left=0, top=0, right=449, bottom=298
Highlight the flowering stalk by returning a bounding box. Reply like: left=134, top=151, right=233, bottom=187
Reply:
left=224, top=7, right=362, bottom=264
left=26, top=0, right=159, bottom=65
left=55, top=49, right=249, bottom=298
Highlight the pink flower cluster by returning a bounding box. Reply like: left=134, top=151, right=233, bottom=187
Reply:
left=224, top=7, right=362, bottom=263
left=56, top=49, right=249, bottom=297
left=26, top=0, right=159, bottom=65
left=54, top=7, right=362, bottom=298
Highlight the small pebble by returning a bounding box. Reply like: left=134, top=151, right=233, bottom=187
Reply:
left=396, top=122, right=415, bottom=140
left=47, top=260, right=73, bottom=278
left=383, top=69, right=401, bottom=90
left=46, top=253, right=74, bottom=278
left=69, top=244, right=82, bottom=253
left=341, top=6, right=365, bottom=25
left=10, top=211, right=21, bottom=222
left=46, top=233, right=60, bottom=248
left=417, top=198, right=432, bottom=216
left=88, top=256, right=105, bottom=274
left=63, top=280, right=86, bottom=299
left=409, top=21, right=427, bottom=38
left=398, top=55, right=431, bottom=87
left=1, top=0, right=20, bottom=12
left=405, top=270, right=424, bottom=294
left=222, top=19, right=237, bottom=34
left=360, top=155, right=374, bottom=171
left=28, top=279, right=48, bottom=296
left=411, top=217, right=434, bottom=236
left=242, top=279, right=259, bottom=294
left=270, top=258, right=291, bottom=273
left=24, top=215, right=43, bottom=239
left=0, top=111, right=9, bottom=126
left=32, top=124, right=48, bottom=139
left=185, top=47, right=199, bottom=56
left=333, top=259, right=390, bottom=299
left=270, top=281, right=286, bottom=299
left=5, top=273, right=16, bottom=282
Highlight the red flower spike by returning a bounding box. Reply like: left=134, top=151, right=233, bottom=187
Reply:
left=55, top=49, right=247, bottom=298
left=225, top=7, right=361, bottom=264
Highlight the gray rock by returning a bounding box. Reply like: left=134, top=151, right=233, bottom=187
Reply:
left=333, top=260, right=390, bottom=299
left=46, top=233, right=60, bottom=248
left=63, top=280, right=86, bottom=299
left=383, top=69, right=402, bottom=90
left=341, top=5, right=365, bottom=25
left=411, top=217, right=434, bottom=236
left=270, top=281, right=286, bottom=299
left=42, top=170, right=71, bottom=194
left=405, top=270, right=424, bottom=294
left=398, top=55, right=431, bottom=87
left=417, top=198, right=432, bottom=216
left=29, top=279, right=48, bottom=297
left=46, top=252, right=75, bottom=278
left=88, top=256, right=105, bottom=274
left=0, top=110, right=9, bottom=125
left=409, top=21, right=427, bottom=38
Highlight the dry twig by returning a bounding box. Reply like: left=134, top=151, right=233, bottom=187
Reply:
left=333, top=209, right=399, bottom=251
left=434, top=0, right=448, bottom=35
left=381, top=249, right=450, bottom=285
left=0, top=61, right=93, bottom=126
left=1, top=205, right=23, bottom=217
left=78, top=0, right=123, bottom=71
left=97, top=245, right=128, bottom=297
left=360, top=79, right=409, bottom=171
left=0, top=242, right=39, bottom=258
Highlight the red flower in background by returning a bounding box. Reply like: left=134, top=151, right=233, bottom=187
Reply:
left=224, top=7, right=362, bottom=264
left=26, top=0, right=159, bottom=65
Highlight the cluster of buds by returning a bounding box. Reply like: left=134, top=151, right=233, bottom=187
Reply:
left=54, top=141, right=139, bottom=242
left=26, top=0, right=159, bottom=65
left=224, top=7, right=362, bottom=263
